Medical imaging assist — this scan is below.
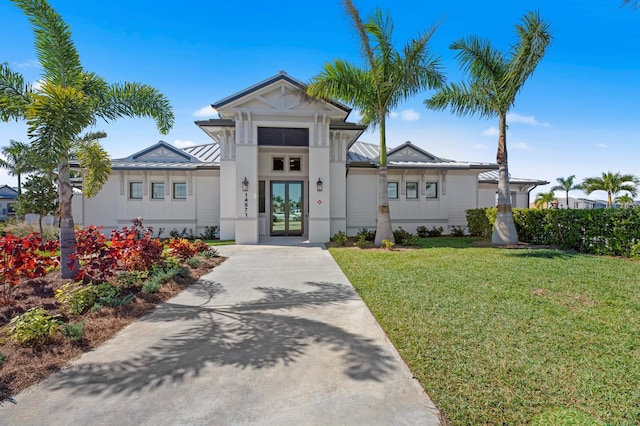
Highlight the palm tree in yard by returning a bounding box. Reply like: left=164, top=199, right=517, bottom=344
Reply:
left=534, top=191, right=556, bottom=209
left=307, top=0, right=445, bottom=245
left=614, top=193, right=635, bottom=208
left=582, top=171, right=639, bottom=207
left=0, top=0, right=174, bottom=278
left=0, top=140, right=37, bottom=196
left=551, top=175, right=581, bottom=208
left=425, top=12, right=551, bottom=245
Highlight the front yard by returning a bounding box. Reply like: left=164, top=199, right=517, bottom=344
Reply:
left=329, top=238, right=640, bottom=425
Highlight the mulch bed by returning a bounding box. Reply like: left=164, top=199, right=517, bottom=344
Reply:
left=0, top=256, right=225, bottom=401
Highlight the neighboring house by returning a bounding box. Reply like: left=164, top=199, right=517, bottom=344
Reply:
left=0, top=185, right=18, bottom=220
left=73, top=72, right=548, bottom=243
left=477, top=171, right=549, bottom=209
left=532, top=197, right=608, bottom=209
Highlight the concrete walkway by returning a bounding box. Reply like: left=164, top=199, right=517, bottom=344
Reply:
left=1, top=243, right=441, bottom=425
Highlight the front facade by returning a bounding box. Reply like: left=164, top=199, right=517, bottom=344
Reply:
left=73, top=72, right=545, bottom=242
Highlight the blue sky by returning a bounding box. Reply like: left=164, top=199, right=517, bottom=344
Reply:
left=1, top=0, right=638, bottom=200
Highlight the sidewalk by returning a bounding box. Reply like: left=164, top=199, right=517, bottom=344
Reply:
left=1, top=244, right=441, bottom=425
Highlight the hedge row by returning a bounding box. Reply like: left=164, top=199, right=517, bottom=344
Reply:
left=466, top=207, right=640, bottom=258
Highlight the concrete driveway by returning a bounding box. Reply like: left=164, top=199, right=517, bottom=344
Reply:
left=1, top=243, right=441, bottom=425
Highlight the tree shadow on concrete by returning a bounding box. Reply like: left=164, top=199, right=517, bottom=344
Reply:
left=44, top=281, right=396, bottom=397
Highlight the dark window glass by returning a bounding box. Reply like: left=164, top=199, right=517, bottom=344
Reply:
left=259, top=180, right=265, bottom=213
left=258, top=127, right=309, bottom=146
left=130, top=182, right=143, bottom=199
left=406, top=182, right=418, bottom=199
left=388, top=182, right=398, bottom=199
left=273, top=157, right=284, bottom=171
left=173, top=182, right=187, bottom=199
left=289, top=157, right=301, bottom=171
left=425, top=182, right=438, bottom=198
left=151, top=182, right=165, bottom=199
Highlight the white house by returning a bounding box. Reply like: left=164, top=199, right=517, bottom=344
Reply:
left=72, top=72, right=547, bottom=243
left=0, top=185, right=18, bottom=220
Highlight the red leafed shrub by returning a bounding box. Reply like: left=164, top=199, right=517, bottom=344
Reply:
left=110, top=218, right=164, bottom=271
left=0, top=233, right=59, bottom=305
left=192, top=239, right=211, bottom=254
left=168, top=238, right=197, bottom=260
left=72, top=225, right=120, bottom=283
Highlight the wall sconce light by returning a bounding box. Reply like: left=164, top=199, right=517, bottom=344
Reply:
left=242, top=177, right=249, bottom=192
left=316, top=178, right=323, bottom=192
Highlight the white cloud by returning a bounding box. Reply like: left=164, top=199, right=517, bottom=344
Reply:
left=389, top=111, right=399, bottom=119
left=31, top=79, right=44, bottom=91
left=472, top=144, right=487, bottom=150
left=482, top=127, right=499, bottom=136
left=513, top=141, right=534, bottom=151
left=400, top=108, right=420, bottom=122
left=193, top=105, right=216, bottom=118
left=507, top=113, right=550, bottom=127
left=596, top=143, right=608, bottom=149
left=173, top=139, right=196, bottom=149
left=14, top=59, right=39, bottom=68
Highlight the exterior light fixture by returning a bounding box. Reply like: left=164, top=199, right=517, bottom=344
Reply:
left=316, top=178, right=323, bottom=192
left=242, top=177, right=249, bottom=192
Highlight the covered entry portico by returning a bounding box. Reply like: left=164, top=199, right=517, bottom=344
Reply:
left=196, top=71, right=364, bottom=244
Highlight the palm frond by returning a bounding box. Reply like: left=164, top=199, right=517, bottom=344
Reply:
left=12, top=0, right=83, bottom=87
left=451, top=36, right=506, bottom=86
left=0, top=63, right=33, bottom=121
left=75, top=139, right=111, bottom=198
left=425, top=81, right=496, bottom=119
left=503, top=11, right=552, bottom=104
left=97, top=82, right=174, bottom=134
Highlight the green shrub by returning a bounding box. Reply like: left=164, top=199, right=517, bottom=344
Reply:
left=142, top=276, right=163, bottom=294
left=353, top=234, right=369, bottom=248
left=199, top=225, right=218, bottom=240
left=393, top=227, right=417, bottom=246
left=62, top=321, right=85, bottom=341
left=356, top=228, right=375, bottom=242
left=381, top=239, right=395, bottom=250
left=9, top=308, right=61, bottom=345
left=416, top=226, right=428, bottom=238
left=93, top=283, right=133, bottom=309
left=331, top=230, right=348, bottom=246
left=450, top=225, right=466, bottom=237
left=417, top=226, right=444, bottom=238
left=117, top=270, right=148, bottom=288
left=200, top=247, right=219, bottom=258
left=466, top=207, right=640, bottom=257
left=173, top=266, right=191, bottom=279
left=55, top=282, right=97, bottom=315
left=185, top=256, right=203, bottom=269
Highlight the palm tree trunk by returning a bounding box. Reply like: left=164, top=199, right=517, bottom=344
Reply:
left=607, top=191, right=612, bottom=207
left=566, top=191, right=569, bottom=209
left=491, top=113, right=518, bottom=245
left=374, top=116, right=394, bottom=245
left=58, top=158, right=78, bottom=278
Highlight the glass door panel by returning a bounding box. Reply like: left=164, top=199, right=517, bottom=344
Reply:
left=270, top=181, right=303, bottom=236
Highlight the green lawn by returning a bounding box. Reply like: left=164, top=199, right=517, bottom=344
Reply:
left=329, top=238, right=640, bottom=425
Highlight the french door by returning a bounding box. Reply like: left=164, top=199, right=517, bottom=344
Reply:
left=270, top=181, right=303, bottom=236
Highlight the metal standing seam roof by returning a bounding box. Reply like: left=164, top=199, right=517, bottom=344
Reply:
left=347, top=141, right=498, bottom=170
left=478, top=170, right=549, bottom=185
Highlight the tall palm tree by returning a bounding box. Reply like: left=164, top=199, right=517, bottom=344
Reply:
left=582, top=171, right=639, bottom=207
left=425, top=12, right=551, bottom=245
left=0, top=0, right=174, bottom=278
left=534, top=191, right=556, bottom=209
left=551, top=175, right=581, bottom=208
left=307, top=0, right=444, bottom=245
left=0, top=140, right=37, bottom=196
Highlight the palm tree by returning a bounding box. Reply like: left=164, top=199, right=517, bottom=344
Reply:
left=614, top=193, right=635, bottom=208
left=307, top=0, right=444, bottom=245
left=0, top=140, right=37, bottom=196
left=0, top=0, right=174, bottom=278
left=534, top=191, right=556, bottom=209
left=425, top=12, right=551, bottom=245
left=582, top=171, right=639, bottom=207
left=551, top=175, right=581, bottom=208
left=622, top=0, right=639, bottom=9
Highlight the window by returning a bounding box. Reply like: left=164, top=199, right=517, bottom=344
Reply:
left=289, top=157, right=301, bottom=171
left=273, top=157, right=284, bottom=171
left=259, top=180, right=266, bottom=213
left=388, top=182, right=398, bottom=199
left=258, top=127, right=309, bottom=146
left=173, top=182, right=187, bottom=199
left=425, top=182, right=438, bottom=199
left=130, top=182, right=143, bottom=199
left=406, top=182, right=418, bottom=199
left=151, top=182, right=165, bottom=199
